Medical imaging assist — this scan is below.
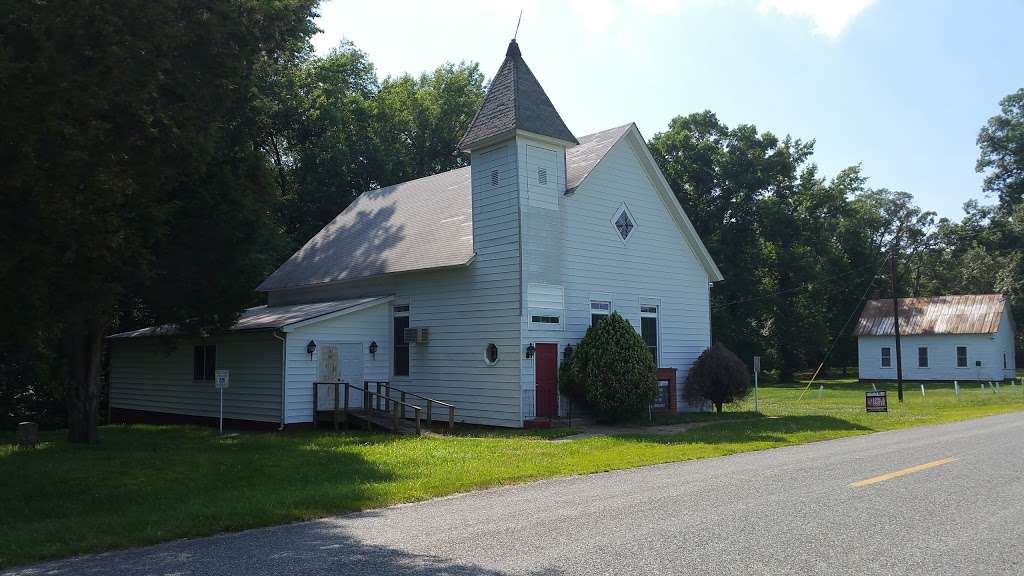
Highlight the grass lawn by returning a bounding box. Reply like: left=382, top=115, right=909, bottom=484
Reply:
left=3, top=376, right=1023, bottom=568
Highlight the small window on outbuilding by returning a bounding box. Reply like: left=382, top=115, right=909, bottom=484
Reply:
left=918, top=346, right=928, bottom=368
left=484, top=343, right=499, bottom=366
left=956, top=346, right=968, bottom=368
left=880, top=347, right=892, bottom=368
left=193, top=345, right=216, bottom=381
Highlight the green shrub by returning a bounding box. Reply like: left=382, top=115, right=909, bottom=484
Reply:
left=558, top=312, right=658, bottom=422
left=682, top=343, right=751, bottom=413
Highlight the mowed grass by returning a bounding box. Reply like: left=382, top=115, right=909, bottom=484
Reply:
left=3, top=375, right=1023, bottom=568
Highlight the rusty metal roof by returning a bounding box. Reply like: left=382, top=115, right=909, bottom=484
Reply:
left=853, top=294, right=1007, bottom=336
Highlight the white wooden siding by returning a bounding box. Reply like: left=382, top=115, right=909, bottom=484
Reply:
left=109, top=332, right=282, bottom=423
left=270, top=141, right=524, bottom=427
left=996, top=307, right=1017, bottom=379
left=858, top=330, right=1012, bottom=381
left=285, top=305, right=389, bottom=423
left=518, top=131, right=712, bottom=414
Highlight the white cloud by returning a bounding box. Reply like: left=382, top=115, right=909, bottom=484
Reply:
left=570, top=0, right=618, bottom=33
left=758, top=0, right=877, bottom=39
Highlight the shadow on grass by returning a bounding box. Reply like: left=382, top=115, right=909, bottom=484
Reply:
left=618, top=415, right=874, bottom=446
left=0, top=425, right=420, bottom=568
left=7, top=513, right=566, bottom=576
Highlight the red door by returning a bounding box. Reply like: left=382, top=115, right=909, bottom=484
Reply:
left=535, top=343, right=559, bottom=418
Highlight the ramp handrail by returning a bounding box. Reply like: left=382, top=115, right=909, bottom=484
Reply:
left=369, top=380, right=455, bottom=432
left=313, top=381, right=423, bottom=435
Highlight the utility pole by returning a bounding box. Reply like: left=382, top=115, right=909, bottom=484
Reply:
left=890, top=248, right=904, bottom=403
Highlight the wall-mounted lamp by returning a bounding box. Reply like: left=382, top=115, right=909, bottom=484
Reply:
left=306, top=340, right=317, bottom=360
left=525, top=343, right=536, bottom=358
left=563, top=344, right=574, bottom=360
left=368, top=340, right=378, bottom=358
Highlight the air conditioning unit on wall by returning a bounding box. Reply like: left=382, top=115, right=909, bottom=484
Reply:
left=404, top=327, right=430, bottom=345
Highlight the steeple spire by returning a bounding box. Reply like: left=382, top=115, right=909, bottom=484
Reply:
left=459, top=40, right=577, bottom=150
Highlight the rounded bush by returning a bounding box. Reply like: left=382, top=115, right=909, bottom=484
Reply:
left=682, top=343, right=751, bottom=413
left=559, top=312, right=658, bottom=422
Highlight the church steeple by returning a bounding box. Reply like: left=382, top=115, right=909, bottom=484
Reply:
left=459, top=40, right=578, bottom=150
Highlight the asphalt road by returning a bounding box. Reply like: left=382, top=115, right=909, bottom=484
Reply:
left=8, top=412, right=1024, bottom=576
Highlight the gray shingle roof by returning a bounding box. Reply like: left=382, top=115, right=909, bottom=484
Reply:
left=853, top=294, right=1007, bottom=336
left=108, top=297, right=390, bottom=338
left=459, top=40, right=578, bottom=150
left=257, top=168, right=474, bottom=292
left=257, top=124, right=631, bottom=293
left=567, top=124, right=633, bottom=191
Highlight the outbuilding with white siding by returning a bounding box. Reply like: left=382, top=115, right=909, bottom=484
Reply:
left=107, top=39, right=722, bottom=428
left=855, top=294, right=1016, bottom=382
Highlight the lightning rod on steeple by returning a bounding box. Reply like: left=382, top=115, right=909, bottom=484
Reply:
left=514, top=10, right=522, bottom=40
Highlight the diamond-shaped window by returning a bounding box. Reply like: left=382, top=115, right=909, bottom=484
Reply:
left=615, top=210, right=634, bottom=240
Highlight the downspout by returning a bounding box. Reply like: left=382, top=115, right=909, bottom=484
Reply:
left=273, top=330, right=287, bottom=430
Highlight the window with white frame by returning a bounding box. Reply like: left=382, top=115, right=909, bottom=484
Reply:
left=192, top=345, right=216, bottom=381
left=528, top=284, right=564, bottom=329
left=880, top=346, right=892, bottom=368
left=393, top=304, right=410, bottom=376
left=917, top=346, right=928, bottom=368
left=640, top=304, right=658, bottom=363
left=591, top=301, right=611, bottom=327
left=611, top=203, right=636, bottom=242
left=956, top=346, right=968, bottom=368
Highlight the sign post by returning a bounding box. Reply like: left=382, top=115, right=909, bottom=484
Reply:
left=866, top=389, right=887, bottom=413
left=214, top=370, right=230, bottom=435
left=753, top=356, right=761, bottom=413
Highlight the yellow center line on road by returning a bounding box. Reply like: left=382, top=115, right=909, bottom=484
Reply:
left=849, top=458, right=957, bottom=488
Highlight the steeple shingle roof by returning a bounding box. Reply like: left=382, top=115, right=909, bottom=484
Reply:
left=459, top=40, right=578, bottom=150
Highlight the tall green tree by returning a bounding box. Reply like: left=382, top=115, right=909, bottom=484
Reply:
left=266, top=46, right=485, bottom=247
left=0, top=0, right=319, bottom=442
left=977, top=88, right=1024, bottom=212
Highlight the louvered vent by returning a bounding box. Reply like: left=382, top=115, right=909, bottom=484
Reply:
left=537, top=167, right=547, bottom=185
left=491, top=169, right=499, bottom=187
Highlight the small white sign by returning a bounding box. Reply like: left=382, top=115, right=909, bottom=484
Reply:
left=214, top=369, right=230, bottom=389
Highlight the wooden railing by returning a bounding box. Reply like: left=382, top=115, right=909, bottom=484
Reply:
left=371, top=381, right=455, bottom=433
left=313, top=381, right=455, bottom=434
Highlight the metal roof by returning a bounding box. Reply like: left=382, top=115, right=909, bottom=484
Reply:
left=853, top=294, right=1007, bottom=337
left=108, top=297, right=390, bottom=338
left=257, top=125, right=632, bottom=292
left=459, top=40, right=578, bottom=150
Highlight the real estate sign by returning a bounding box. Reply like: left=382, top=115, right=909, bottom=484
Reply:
left=865, top=390, right=887, bottom=413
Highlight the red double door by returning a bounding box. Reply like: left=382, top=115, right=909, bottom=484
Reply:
left=534, top=343, right=559, bottom=418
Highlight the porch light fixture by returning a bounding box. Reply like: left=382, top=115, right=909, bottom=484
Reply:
left=563, top=344, right=574, bottom=360
left=368, top=340, right=378, bottom=357
left=525, top=343, right=536, bottom=358
left=306, top=340, right=317, bottom=360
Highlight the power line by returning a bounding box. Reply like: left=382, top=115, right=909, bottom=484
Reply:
left=797, top=254, right=891, bottom=400
left=711, top=260, right=881, bottom=310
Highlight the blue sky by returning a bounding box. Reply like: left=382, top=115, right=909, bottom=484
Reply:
left=314, top=0, right=1024, bottom=220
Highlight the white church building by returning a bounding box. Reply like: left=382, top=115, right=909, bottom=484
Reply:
left=108, top=40, right=722, bottom=428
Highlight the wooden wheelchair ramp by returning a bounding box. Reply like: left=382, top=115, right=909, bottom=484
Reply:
left=314, top=381, right=455, bottom=436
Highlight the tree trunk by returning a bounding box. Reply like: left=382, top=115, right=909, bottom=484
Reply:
left=64, top=316, right=108, bottom=443
left=714, top=401, right=723, bottom=414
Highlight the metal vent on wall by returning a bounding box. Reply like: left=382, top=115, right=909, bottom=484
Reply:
left=491, top=169, right=499, bottom=187
left=537, top=167, right=547, bottom=185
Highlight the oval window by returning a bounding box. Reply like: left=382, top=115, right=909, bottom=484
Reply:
left=484, top=343, right=499, bottom=365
